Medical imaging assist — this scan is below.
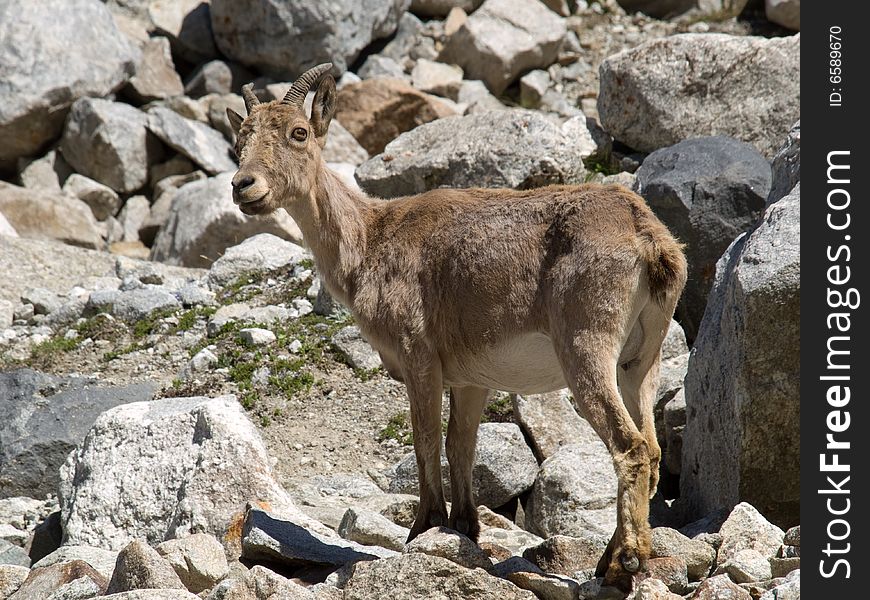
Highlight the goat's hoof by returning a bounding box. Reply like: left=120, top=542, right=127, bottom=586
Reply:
left=620, top=551, right=640, bottom=573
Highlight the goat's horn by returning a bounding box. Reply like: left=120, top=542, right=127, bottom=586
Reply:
left=282, top=63, right=333, bottom=108
left=241, top=83, right=260, bottom=113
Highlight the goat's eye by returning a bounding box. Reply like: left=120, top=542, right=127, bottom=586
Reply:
left=291, top=127, right=308, bottom=142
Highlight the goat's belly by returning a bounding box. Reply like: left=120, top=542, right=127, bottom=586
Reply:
left=444, top=333, right=566, bottom=394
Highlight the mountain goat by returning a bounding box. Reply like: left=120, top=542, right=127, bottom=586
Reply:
left=226, top=63, right=687, bottom=592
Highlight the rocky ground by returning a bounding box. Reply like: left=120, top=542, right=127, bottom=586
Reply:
left=1, top=0, right=800, bottom=598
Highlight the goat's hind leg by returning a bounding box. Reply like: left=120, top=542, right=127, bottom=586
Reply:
left=554, top=330, right=652, bottom=593
left=446, top=386, right=489, bottom=541
left=404, top=355, right=449, bottom=542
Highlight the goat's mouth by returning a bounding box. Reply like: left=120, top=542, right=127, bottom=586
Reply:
left=237, top=191, right=271, bottom=215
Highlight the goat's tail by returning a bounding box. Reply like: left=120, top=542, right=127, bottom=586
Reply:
left=621, top=188, right=688, bottom=309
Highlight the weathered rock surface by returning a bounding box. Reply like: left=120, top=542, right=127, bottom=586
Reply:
left=522, top=533, right=609, bottom=575
left=716, top=503, right=785, bottom=565
left=61, top=98, right=161, bottom=194
left=32, top=545, right=120, bottom=580
left=768, top=121, right=800, bottom=205
left=149, top=173, right=303, bottom=268
left=342, top=552, right=536, bottom=599
left=338, top=507, right=409, bottom=552
left=7, top=560, right=106, bottom=600
left=0, top=0, right=139, bottom=171
left=692, top=573, right=751, bottom=599
left=105, top=540, right=185, bottom=594
left=207, top=234, right=309, bottom=287
left=62, top=175, right=122, bottom=222
left=210, top=0, right=409, bottom=78
left=336, top=78, right=456, bottom=156
left=356, top=110, right=592, bottom=198
left=524, top=442, right=617, bottom=538
left=386, top=423, right=538, bottom=508
left=125, top=37, right=184, bottom=103
left=634, top=136, right=771, bottom=339
left=331, top=326, right=383, bottom=371
left=158, top=534, right=230, bottom=594
left=148, top=0, right=219, bottom=65
left=0, top=183, right=104, bottom=250
left=650, top=527, right=715, bottom=582
left=681, top=186, right=800, bottom=527
left=59, top=396, right=307, bottom=551
left=147, top=108, right=236, bottom=175
left=439, top=0, right=567, bottom=95
left=766, top=0, right=800, bottom=30
left=0, top=369, right=156, bottom=498
left=241, top=505, right=396, bottom=568
left=404, top=527, right=491, bottom=570
left=324, top=121, right=370, bottom=167
left=512, top=390, right=600, bottom=462
left=0, top=237, right=118, bottom=306
left=598, top=33, right=801, bottom=157
left=0, top=565, right=30, bottom=598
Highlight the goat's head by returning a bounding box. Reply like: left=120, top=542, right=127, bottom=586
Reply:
left=226, top=63, right=336, bottom=215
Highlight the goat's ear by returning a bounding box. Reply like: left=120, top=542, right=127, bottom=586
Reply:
left=226, top=108, right=244, bottom=135
left=310, top=75, right=337, bottom=145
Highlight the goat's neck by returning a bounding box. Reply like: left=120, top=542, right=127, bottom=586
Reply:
left=289, top=163, right=370, bottom=306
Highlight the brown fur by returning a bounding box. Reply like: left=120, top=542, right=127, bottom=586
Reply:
left=228, top=68, right=687, bottom=593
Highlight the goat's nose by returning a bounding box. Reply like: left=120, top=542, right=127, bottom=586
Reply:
left=232, top=174, right=255, bottom=191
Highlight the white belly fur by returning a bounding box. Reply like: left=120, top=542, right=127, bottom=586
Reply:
left=444, top=333, right=566, bottom=394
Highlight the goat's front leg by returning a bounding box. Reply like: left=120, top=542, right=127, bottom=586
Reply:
left=404, top=355, right=449, bottom=543
left=446, top=386, right=489, bottom=542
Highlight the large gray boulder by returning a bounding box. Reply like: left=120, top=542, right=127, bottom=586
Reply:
left=149, top=172, right=303, bottom=268
left=146, top=107, right=236, bottom=175
left=681, top=184, right=800, bottom=528
left=387, top=423, right=538, bottom=508
left=524, top=442, right=618, bottom=538
left=0, top=182, right=104, bottom=250
left=0, top=369, right=156, bottom=498
left=634, top=136, right=771, bottom=340
left=124, top=37, right=185, bottom=103
left=356, top=111, right=592, bottom=198
left=210, top=0, right=410, bottom=78
left=0, top=0, right=139, bottom=171
left=439, top=0, right=566, bottom=95
left=59, top=395, right=316, bottom=551
left=512, top=390, right=600, bottom=462
left=598, top=33, right=800, bottom=158
left=61, top=98, right=162, bottom=194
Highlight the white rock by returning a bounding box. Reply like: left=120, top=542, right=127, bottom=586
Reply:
left=60, top=395, right=314, bottom=552
left=239, top=328, right=277, bottom=346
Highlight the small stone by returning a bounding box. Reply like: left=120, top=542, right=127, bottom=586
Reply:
left=410, top=59, right=463, bottom=96
left=21, top=288, right=62, bottom=316
left=239, top=328, right=276, bottom=346
left=105, top=539, right=186, bottom=594
left=692, top=573, right=751, bottom=600
left=156, top=533, right=229, bottom=594
left=112, top=286, right=182, bottom=321
left=782, top=526, right=800, bottom=547
left=338, top=507, right=409, bottom=552
left=769, top=556, right=800, bottom=578
left=646, top=556, right=688, bottom=594
left=331, top=326, right=382, bottom=371
left=717, top=503, right=784, bottom=564
left=718, top=548, right=772, bottom=584
left=651, top=527, right=715, bottom=582
left=62, top=174, right=122, bottom=221
left=0, top=564, right=30, bottom=598
left=522, top=534, right=609, bottom=576
left=519, top=70, right=550, bottom=108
